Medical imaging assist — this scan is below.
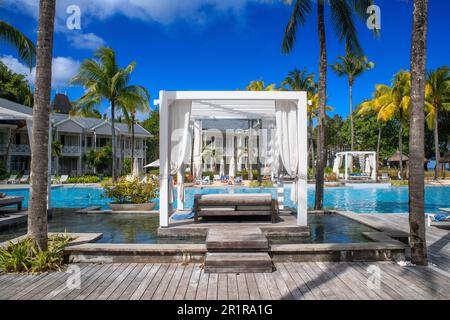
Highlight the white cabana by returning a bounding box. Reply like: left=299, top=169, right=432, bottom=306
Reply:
left=334, top=151, right=377, bottom=180
left=156, top=91, right=308, bottom=227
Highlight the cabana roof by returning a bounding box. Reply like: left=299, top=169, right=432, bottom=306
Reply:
left=387, top=150, right=409, bottom=162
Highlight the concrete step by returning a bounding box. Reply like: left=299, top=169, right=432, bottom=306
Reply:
left=206, top=227, right=268, bottom=251
left=205, top=252, right=273, bottom=273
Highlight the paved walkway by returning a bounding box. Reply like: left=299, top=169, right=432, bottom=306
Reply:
left=0, top=261, right=449, bottom=300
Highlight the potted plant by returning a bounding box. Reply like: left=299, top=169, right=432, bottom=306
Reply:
left=102, top=177, right=158, bottom=212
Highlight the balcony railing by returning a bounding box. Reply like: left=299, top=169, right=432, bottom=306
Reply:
left=62, top=145, right=81, bottom=154
left=11, top=144, right=31, bottom=154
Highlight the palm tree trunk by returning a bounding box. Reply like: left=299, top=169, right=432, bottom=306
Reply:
left=408, top=0, right=428, bottom=266
left=131, top=114, right=135, bottom=175
left=309, top=116, right=315, bottom=169
left=376, top=125, right=382, bottom=181
left=28, top=0, right=56, bottom=251
left=433, top=104, right=440, bottom=180
left=399, top=110, right=404, bottom=180
left=314, top=0, right=326, bottom=210
left=349, top=78, right=355, bottom=150
left=111, top=100, right=117, bottom=182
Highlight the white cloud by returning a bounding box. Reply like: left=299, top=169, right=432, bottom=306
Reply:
left=4, top=0, right=269, bottom=25
left=0, top=55, right=81, bottom=88
left=66, top=32, right=106, bottom=50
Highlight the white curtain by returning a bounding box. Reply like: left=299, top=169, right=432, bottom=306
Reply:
left=365, top=157, right=371, bottom=174
left=219, top=158, right=225, bottom=177
left=275, top=100, right=298, bottom=203
left=237, top=134, right=243, bottom=171
left=169, top=100, right=192, bottom=203
left=193, top=120, right=202, bottom=180
left=229, top=156, right=236, bottom=178
left=333, top=154, right=342, bottom=175
left=347, top=154, right=353, bottom=173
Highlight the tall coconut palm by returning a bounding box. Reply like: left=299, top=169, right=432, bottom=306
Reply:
left=408, top=0, right=429, bottom=266
left=0, top=20, right=35, bottom=69
left=331, top=51, right=374, bottom=150
left=425, top=66, right=450, bottom=180
left=124, top=99, right=150, bottom=174
left=358, top=84, right=392, bottom=178
left=245, top=80, right=277, bottom=91
left=28, top=0, right=56, bottom=251
left=282, top=0, right=376, bottom=210
left=70, top=47, right=149, bottom=182
left=282, top=69, right=316, bottom=166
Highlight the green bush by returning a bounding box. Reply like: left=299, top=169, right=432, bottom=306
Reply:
left=0, top=235, right=72, bottom=273
left=122, top=159, right=131, bottom=175
left=102, top=177, right=158, bottom=204
left=201, top=171, right=214, bottom=180
left=236, top=169, right=259, bottom=180
left=67, top=175, right=100, bottom=184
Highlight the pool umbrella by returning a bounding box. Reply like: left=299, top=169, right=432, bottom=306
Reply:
left=219, top=158, right=225, bottom=177
left=229, top=157, right=236, bottom=178
left=210, top=156, right=216, bottom=172
left=387, top=150, right=409, bottom=162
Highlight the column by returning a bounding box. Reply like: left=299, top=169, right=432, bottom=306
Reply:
left=159, top=91, right=170, bottom=227
left=296, top=94, right=308, bottom=226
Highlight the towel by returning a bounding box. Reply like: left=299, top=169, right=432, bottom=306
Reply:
left=171, top=212, right=195, bottom=221
left=434, top=214, right=450, bottom=222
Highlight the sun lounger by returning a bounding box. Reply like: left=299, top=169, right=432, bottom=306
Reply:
left=213, top=175, right=220, bottom=181
left=427, top=212, right=450, bottom=228
left=201, top=176, right=211, bottom=185
left=0, top=196, right=24, bottom=211
left=19, top=175, right=29, bottom=184
left=194, top=193, right=278, bottom=223
left=4, top=175, right=18, bottom=184
left=59, top=175, right=69, bottom=184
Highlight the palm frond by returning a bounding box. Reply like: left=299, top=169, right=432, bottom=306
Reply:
left=329, top=0, right=362, bottom=54
left=281, top=0, right=313, bottom=53
left=0, top=21, right=35, bottom=69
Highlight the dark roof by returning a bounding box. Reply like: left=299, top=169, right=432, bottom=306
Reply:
left=51, top=93, right=73, bottom=114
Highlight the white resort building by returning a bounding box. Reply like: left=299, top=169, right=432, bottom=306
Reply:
left=0, top=95, right=151, bottom=176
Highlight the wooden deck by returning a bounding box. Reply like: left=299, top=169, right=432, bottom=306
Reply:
left=337, top=212, right=450, bottom=273
left=0, top=261, right=449, bottom=300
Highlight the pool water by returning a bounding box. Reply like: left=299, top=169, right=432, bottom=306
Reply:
left=0, top=211, right=373, bottom=244
left=2, top=185, right=449, bottom=213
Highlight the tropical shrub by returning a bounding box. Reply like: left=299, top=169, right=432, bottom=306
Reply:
left=102, top=177, right=158, bottom=204
left=83, top=145, right=112, bottom=174
left=201, top=171, right=214, bottom=180
left=67, top=175, right=101, bottom=184
left=122, top=158, right=131, bottom=175
left=0, top=234, right=73, bottom=273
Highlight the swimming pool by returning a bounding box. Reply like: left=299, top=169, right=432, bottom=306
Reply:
left=1, top=184, right=449, bottom=213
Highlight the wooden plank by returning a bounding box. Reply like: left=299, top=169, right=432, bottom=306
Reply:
left=140, top=264, right=170, bottom=300
left=63, top=264, right=115, bottom=300
left=119, top=264, right=155, bottom=300
left=245, top=273, right=261, bottom=300
left=227, top=274, right=239, bottom=300
left=315, top=262, right=358, bottom=300
left=263, top=272, right=282, bottom=300
left=108, top=264, right=145, bottom=300
left=253, top=273, right=272, bottom=300
left=129, top=264, right=161, bottom=300
left=74, top=264, right=121, bottom=300
left=12, top=270, right=70, bottom=300
left=284, top=262, right=316, bottom=300
left=236, top=273, right=249, bottom=300
left=173, top=264, right=195, bottom=300
left=276, top=263, right=303, bottom=300
left=270, top=268, right=293, bottom=300
left=195, top=271, right=209, bottom=300
left=149, top=264, right=177, bottom=300
left=163, top=264, right=185, bottom=300
left=185, top=265, right=202, bottom=300
left=295, top=262, right=333, bottom=299
left=217, top=274, right=228, bottom=300
left=88, top=264, right=134, bottom=300
left=206, top=273, right=218, bottom=300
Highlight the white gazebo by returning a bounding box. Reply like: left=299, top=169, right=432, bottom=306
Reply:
left=156, top=91, right=308, bottom=227
left=333, top=151, right=377, bottom=181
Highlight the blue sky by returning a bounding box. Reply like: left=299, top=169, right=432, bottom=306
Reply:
left=1, top=0, right=449, bottom=120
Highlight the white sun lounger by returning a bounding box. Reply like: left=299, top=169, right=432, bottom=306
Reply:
left=4, top=175, right=18, bottom=184
left=19, top=175, right=29, bottom=184
left=59, top=175, right=69, bottom=184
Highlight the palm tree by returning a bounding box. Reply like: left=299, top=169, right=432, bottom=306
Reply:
left=358, top=84, right=392, bottom=177
left=0, top=21, right=35, bottom=69
left=425, top=66, right=450, bottom=180
left=282, top=0, right=375, bottom=210
left=408, top=0, right=429, bottom=266
left=331, top=51, right=374, bottom=150
left=245, top=80, right=277, bottom=91
left=28, top=0, right=56, bottom=251
left=70, top=47, right=149, bottom=182
left=124, top=99, right=150, bottom=174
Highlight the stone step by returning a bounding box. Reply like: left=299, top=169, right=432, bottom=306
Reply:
left=205, top=252, right=273, bottom=273
left=206, top=227, right=268, bottom=251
